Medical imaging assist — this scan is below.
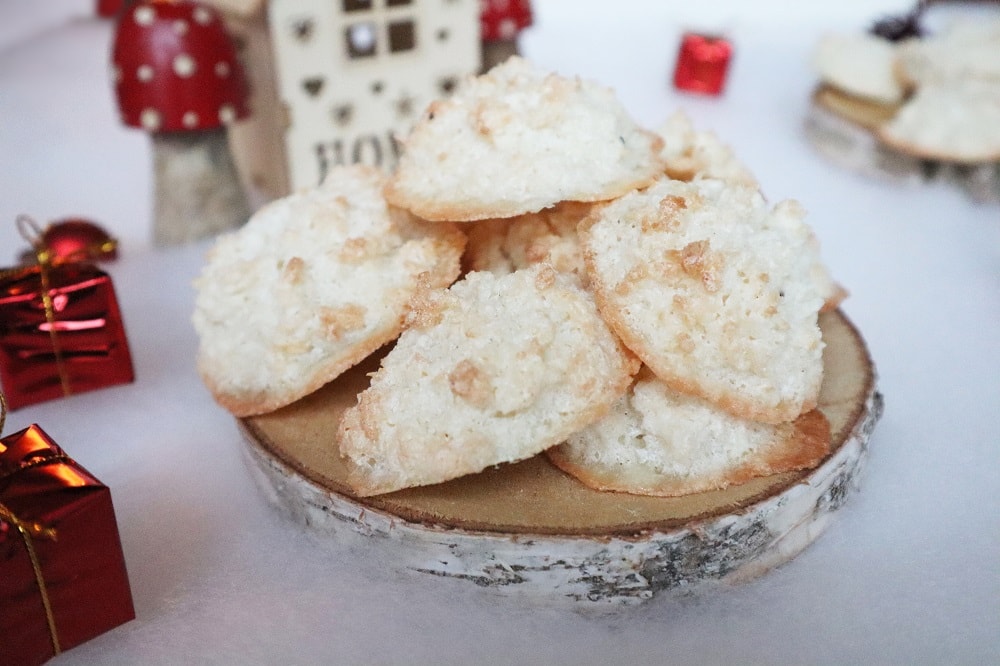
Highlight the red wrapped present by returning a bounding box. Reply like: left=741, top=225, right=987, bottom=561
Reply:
left=672, top=32, right=733, bottom=96
left=0, top=421, right=135, bottom=664
left=0, top=261, right=135, bottom=410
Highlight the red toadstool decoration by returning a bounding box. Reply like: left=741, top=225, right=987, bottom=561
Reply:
left=480, top=0, right=533, bottom=72
left=111, top=0, right=251, bottom=245
left=97, top=0, right=132, bottom=18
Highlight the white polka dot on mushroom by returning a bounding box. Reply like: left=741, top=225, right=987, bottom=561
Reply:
left=500, top=19, right=517, bottom=40
left=134, top=6, right=155, bottom=26
left=173, top=20, right=189, bottom=36
left=215, top=62, right=230, bottom=78
left=219, top=105, right=235, bottom=124
left=137, top=64, right=154, bottom=82
left=193, top=7, right=212, bottom=25
left=173, top=54, right=196, bottom=78
left=140, top=108, right=161, bottom=131
left=183, top=111, right=199, bottom=128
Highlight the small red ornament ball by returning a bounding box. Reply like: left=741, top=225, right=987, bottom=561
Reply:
left=40, top=219, right=119, bottom=264
left=673, top=33, right=733, bottom=96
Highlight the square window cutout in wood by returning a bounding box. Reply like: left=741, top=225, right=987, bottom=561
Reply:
left=343, top=0, right=372, bottom=12
left=258, top=0, right=481, bottom=193
left=388, top=20, right=416, bottom=53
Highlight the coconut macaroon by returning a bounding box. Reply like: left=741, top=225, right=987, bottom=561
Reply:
left=384, top=56, right=666, bottom=222
left=656, top=116, right=844, bottom=310
left=581, top=176, right=827, bottom=424
left=894, top=17, right=1000, bottom=89
left=547, top=368, right=831, bottom=497
left=463, top=200, right=594, bottom=285
left=763, top=198, right=847, bottom=313
left=192, top=165, right=466, bottom=417
left=879, top=17, right=1000, bottom=163
left=812, top=32, right=906, bottom=105
left=657, top=111, right=759, bottom=187
left=337, top=264, right=640, bottom=496
left=877, top=80, right=1000, bottom=163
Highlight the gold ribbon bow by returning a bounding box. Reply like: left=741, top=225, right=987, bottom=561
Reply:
left=4, top=215, right=73, bottom=397
left=0, top=392, right=62, bottom=656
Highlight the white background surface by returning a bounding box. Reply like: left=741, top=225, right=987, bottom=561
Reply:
left=1, top=0, right=999, bottom=663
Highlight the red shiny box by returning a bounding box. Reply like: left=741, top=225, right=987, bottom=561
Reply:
left=0, top=263, right=134, bottom=410
left=0, top=424, right=135, bottom=665
left=673, top=32, right=733, bottom=95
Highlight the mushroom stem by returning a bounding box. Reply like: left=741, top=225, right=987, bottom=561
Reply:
left=481, top=40, right=520, bottom=73
left=151, top=128, right=250, bottom=246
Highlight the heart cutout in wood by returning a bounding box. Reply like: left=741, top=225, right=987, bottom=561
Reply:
left=303, top=77, right=325, bottom=97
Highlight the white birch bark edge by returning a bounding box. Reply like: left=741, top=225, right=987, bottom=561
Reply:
left=238, top=383, right=882, bottom=606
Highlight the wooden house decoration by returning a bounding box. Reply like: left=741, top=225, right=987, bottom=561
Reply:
left=203, top=0, right=481, bottom=202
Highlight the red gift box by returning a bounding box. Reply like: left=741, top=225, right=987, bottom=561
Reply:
left=0, top=423, right=135, bottom=664
left=0, top=262, right=135, bottom=410
left=673, top=32, right=733, bottom=95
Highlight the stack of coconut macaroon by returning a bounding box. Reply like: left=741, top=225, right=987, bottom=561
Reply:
left=193, top=57, right=845, bottom=499
left=812, top=16, right=1000, bottom=165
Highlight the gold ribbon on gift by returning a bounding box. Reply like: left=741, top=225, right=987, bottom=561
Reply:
left=0, top=392, right=62, bottom=656
left=0, top=503, right=61, bottom=655
left=10, top=215, right=73, bottom=397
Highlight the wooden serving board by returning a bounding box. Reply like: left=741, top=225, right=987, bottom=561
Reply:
left=239, top=309, right=882, bottom=605
left=805, top=84, right=1000, bottom=202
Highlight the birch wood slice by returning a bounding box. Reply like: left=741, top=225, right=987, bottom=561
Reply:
left=805, top=84, right=1000, bottom=202
left=239, top=309, right=882, bottom=606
